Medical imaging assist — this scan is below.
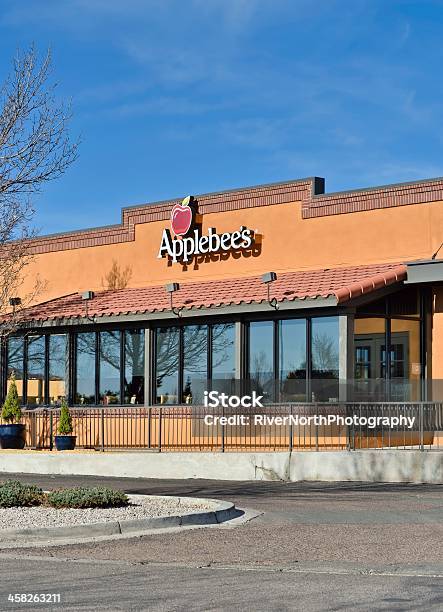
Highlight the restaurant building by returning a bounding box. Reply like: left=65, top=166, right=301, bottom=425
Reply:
left=3, top=175, right=443, bottom=418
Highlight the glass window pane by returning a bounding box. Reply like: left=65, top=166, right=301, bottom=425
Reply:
left=212, top=323, right=235, bottom=379
left=211, top=323, right=236, bottom=396
left=75, top=332, right=96, bottom=405
left=156, top=327, right=179, bottom=404
left=124, top=330, right=145, bottom=404
left=99, top=331, right=121, bottom=404
left=311, top=316, right=339, bottom=402
left=249, top=321, right=274, bottom=403
left=182, top=325, right=208, bottom=403
left=7, top=337, right=24, bottom=403
left=355, top=346, right=371, bottom=379
left=49, top=334, right=68, bottom=405
left=279, top=319, right=306, bottom=401
left=27, top=335, right=46, bottom=406
left=354, top=318, right=388, bottom=400
left=389, top=319, right=421, bottom=401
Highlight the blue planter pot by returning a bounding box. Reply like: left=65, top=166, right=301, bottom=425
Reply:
left=54, top=435, right=76, bottom=451
left=0, top=424, right=26, bottom=449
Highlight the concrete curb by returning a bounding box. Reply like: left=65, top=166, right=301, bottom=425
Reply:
left=0, top=496, right=240, bottom=542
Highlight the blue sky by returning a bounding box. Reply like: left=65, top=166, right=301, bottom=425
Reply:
left=1, top=0, right=442, bottom=234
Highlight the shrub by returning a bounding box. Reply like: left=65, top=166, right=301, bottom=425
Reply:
left=0, top=480, right=44, bottom=507
left=46, top=486, right=129, bottom=509
left=58, top=399, right=73, bottom=435
left=1, top=375, right=22, bottom=424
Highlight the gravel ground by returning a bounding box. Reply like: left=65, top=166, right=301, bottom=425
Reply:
left=0, top=495, right=212, bottom=531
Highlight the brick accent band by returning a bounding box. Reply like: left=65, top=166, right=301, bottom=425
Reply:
left=302, top=178, right=443, bottom=218
left=28, top=176, right=443, bottom=254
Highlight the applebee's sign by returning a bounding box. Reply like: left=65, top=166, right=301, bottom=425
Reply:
left=158, top=195, right=255, bottom=263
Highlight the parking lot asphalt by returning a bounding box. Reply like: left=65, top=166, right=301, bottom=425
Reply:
left=0, top=474, right=441, bottom=611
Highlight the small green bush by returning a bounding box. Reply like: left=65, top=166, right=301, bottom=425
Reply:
left=0, top=480, right=44, bottom=507
left=1, top=375, right=22, bottom=424
left=58, top=399, right=73, bottom=435
left=46, top=486, right=129, bottom=509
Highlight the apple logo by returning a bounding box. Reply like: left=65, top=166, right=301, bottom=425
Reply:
left=171, top=195, right=194, bottom=236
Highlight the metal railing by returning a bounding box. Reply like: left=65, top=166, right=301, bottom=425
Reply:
left=1, top=402, right=442, bottom=452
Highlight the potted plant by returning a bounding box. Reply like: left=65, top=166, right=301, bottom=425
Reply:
left=55, top=399, right=76, bottom=451
left=0, top=375, right=26, bottom=449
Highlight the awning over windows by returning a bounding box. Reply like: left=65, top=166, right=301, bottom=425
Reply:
left=6, top=262, right=407, bottom=324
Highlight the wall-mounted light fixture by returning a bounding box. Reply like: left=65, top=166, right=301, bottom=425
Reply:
left=165, top=283, right=182, bottom=317
left=9, top=296, right=21, bottom=316
left=261, top=272, right=278, bottom=309
left=81, top=290, right=96, bottom=322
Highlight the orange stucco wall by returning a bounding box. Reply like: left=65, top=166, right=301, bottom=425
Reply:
left=16, top=191, right=443, bottom=382
left=20, top=196, right=443, bottom=302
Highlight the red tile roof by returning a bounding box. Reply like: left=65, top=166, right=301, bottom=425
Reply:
left=11, top=262, right=407, bottom=323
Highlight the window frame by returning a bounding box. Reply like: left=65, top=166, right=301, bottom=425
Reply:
left=152, top=321, right=237, bottom=405
left=246, top=316, right=340, bottom=403
left=0, top=285, right=428, bottom=407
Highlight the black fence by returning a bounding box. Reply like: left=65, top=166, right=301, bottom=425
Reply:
left=2, top=402, right=442, bottom=452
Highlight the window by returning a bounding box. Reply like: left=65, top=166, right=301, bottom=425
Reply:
left=75, top=332, right=96, bottom=405
left=27, top=335, right=46, bottom=406
left=49, top=334, right=68, bottom=404
left=388, top=318, right=420, bottom=400
left=183, top=325, right=208, bottom=404
left=211, top=323, right=236, bottom=396
left=249, top=321, right=274, bottom=402
left=279, top=319, right=307, bottom=401
left=311, top=316, right=339, bottom=401
left=124, top=330, right=145, bottom=404
left=99, top=331, right=121, bottom=404
left=246, top=317, right=339, bottom=403
left=355, top=346, right=371, bottom=380
left=212, top=322, right=235, bottom=373
left=354, top=316, right=421, bottom=400
left=154, top=323, right=238, bottom=404
left=7, top=337, right=24, bottom=403
left=155, top=327, right=179, bottom=404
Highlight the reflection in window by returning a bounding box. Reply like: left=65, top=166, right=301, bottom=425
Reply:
left=49, top=335, right=68, bottom=404
left=75, top=332, right=96, bottom=405
left=7, top=337, right=24, bottom=403
left=211, top=323, right=236, bottom=395
left=279, top=319, right=306, bottom=401
left=381, top=343, right=405, bottom=378
left=27, top=335, right=46, bottom=405
left=183, top=325, right=208, bottom=403
left=124, top=330, right=145, bottom=404
left=355, top=346, right=371, bottom=380
left=249, top=321, right=274, bottom=402
left=212, top=323, right=235, bottom=378
left=99, top=331, right=121, bottom=404
left=311, top=317, right=339, bottom=401
left=156, top=327, right=179, bottom=404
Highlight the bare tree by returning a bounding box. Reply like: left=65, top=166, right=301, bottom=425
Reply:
left=102, top=260, right=132, bottom=290
left=311, top=332, right=339, bottom=375
left=0, top=46, right=78, bottom=337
